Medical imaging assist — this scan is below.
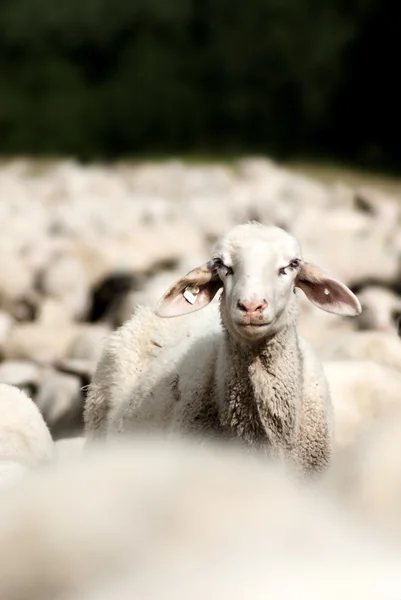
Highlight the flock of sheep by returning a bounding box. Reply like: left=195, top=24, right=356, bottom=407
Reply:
left=1, top=157, right=401, bottom=598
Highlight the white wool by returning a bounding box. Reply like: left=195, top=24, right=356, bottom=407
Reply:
left=0, top=383, right=54, bottom=467
left=324, top=359, right=401, bottom=449
left=0, top=437, right=399, bottom=600
left=321, top=330, right=401, bottom=370
left=86, top=303, right=219, bottom=438
left=327, top=409, right=401, bottom=541
left=355, top=285, right=401, bottom=332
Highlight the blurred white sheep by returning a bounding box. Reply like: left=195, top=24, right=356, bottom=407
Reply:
left=0, top=436, right=399, bottom=600
left=0, top=383, right=54, bottom=488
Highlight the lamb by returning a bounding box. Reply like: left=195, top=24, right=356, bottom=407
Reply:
left=0, top=383, right=54, bottom=488
left=84, top=222, right=361, bottom=473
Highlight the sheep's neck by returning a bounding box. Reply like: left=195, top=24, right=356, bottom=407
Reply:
left=219, top=325, right=302, bottom=453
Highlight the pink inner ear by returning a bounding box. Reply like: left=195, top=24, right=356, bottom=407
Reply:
left=156, top=279, right=222, bottom=317
left=296, top=263, right=361, bottom=316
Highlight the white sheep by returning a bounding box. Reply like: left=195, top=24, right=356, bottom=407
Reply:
left=0, top=383, right=54, bottom=487
left=321, top=330, right=401, bottom=371
left=353, top=285, right=401, bottom=332
left=326, top=408, right=401, bottom=541
left=323, top=359, right=401, bottom=449
left=0, top=436, right=400, bottom=600
left=84, top=222, right=361, bottom=474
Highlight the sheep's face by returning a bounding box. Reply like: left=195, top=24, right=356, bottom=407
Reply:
left=213, top=225, right=302, bottom=341
left=156, top=223, right=361, bottom=343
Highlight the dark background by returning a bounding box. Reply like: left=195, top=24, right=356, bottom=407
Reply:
left=0, top=0, right=399, bottom=169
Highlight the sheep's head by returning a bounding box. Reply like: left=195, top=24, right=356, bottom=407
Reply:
left=156, top=223, right=361, bottom=342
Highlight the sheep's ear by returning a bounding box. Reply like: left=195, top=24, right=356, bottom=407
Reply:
left=156, top=262, right=222, bottom=317
left=295, top=262, right=361, bottom=316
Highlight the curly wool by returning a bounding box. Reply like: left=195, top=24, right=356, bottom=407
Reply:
left=85, top=293, right=332, bottom=474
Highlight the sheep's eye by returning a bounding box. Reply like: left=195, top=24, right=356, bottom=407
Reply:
left=214, top=258, right=233, bottom=276
left=279, top=259, right=300, bottom=276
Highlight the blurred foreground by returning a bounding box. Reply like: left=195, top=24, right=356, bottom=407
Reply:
left=0, top=434, right=400, bottom=600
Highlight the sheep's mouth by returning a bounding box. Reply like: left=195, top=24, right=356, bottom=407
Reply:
left=236, top=321, right=272, bottom=329
left=235, top=321, right=274, bottom=339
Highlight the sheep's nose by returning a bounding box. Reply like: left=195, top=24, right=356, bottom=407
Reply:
left=237, top=300, right=267, bottom=314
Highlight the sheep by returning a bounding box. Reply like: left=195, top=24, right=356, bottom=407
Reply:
left=84, top=222, right=361, bottom=474
left=353, top=285, right=401, bottom=332
left=35, top=370, right=83, bottom=440
left=0, top=435, right=400, bottom=600
left=323, top=359, right=401, bottom=450
left=325, top=408, right=401, bottom=542
left=0, top=383, right=54, bottom=487
left=39, top=254, right=90, bottom=321
left=291, top=204, right=400, bottom=285
left=321, top=330, right=401, bottom=371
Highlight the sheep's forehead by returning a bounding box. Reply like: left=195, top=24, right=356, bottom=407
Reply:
left=214, top=224, right=301, bottom=265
